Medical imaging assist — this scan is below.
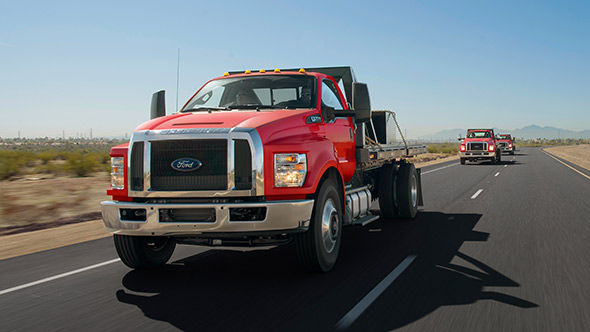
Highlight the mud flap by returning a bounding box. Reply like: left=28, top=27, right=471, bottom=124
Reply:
left=416, top=168, right=424, bottom=206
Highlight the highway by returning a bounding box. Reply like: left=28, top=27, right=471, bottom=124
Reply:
left=1, top=147, right=589, bottom=331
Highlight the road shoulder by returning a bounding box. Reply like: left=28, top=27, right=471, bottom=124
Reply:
left=0, top=220, right=110, bottom=261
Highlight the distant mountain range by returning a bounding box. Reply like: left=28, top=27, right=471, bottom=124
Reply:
left=420, top=125, right=590, bottom=141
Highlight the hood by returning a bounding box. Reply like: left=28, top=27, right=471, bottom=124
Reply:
left=135, top=109, right=313, bottom=131
left=464, top=138, right=494, bottom=143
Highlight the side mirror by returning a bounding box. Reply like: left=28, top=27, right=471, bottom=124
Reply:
left=322, top=105, right=336, bottom=122
left=150, top=90, right=166, bottom=119
left=458, top=137, right=465, bottom=141
left=352, top=82, right=371, bottom=123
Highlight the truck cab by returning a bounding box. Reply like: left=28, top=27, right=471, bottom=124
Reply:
left=459, top=128, right=501, bottom=165
left=102, top=67, right=426, bottom=272
left=496, top=134, right=515, bottom=155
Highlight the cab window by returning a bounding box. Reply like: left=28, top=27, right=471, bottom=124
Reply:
left=321, top=80, right=344, bottom=110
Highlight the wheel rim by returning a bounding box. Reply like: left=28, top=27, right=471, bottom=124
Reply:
left=321, top=198, right=339, bottom=253
left=410, top=173, right=418, bottom=208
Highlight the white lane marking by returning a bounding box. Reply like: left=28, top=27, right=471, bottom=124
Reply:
left=0, top=258, right=120, bottom=296
left=471, top=189, right=483, bottom=199
left=335, top=255, right=416, bottom=330
left=504, top=165, right=507, bottom=168
left=421, top=163, right=457, bottom=175
left=494, top=172, right=500, bottom=177
left=543, top=150, right=590, bottom=181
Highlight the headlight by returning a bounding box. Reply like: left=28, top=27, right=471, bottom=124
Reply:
left=274, top=153, right=307, bottom=187
left=110, top=157, right=125, bottom=189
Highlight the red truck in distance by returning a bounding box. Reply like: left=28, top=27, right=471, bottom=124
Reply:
left=459, top=128, right=501, bottom=165
left=496, top=134, right=515, bottom=155
left=101, top=67, right=427, bottom=272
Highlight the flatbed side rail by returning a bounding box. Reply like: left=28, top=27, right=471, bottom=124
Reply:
left=358, top=109, right=426, bottom=168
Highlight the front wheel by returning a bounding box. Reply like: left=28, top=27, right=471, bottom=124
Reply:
left=295, top=179, right=342, bottom=272
left=114, top=235, right=176, bottom=269
left=460, top=158, right=466, bottom=165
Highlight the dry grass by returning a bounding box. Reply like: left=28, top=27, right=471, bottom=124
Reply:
left=544, top=144, right=590, bottom=171
left=0, top=173, right=110, bottom=229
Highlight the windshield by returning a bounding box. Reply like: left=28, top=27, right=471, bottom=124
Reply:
left=182, top=75, right=317, bottom=111
left=467, top=131, right=491, bottom=138
left=499, top=135, right=512, bottom=140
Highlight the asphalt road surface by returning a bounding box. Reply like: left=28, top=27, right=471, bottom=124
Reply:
left=1, top=147, right=589, bottom=331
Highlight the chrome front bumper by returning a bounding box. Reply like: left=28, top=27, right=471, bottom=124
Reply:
left=460, top=151, right=497, bottom=158
left=101, top=200, right=314, bottom=236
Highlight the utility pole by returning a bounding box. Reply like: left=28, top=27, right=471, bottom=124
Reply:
left=90, top=128, right=93, bottom=139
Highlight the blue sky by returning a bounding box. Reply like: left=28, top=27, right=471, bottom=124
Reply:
left=1, top=0, right=588, bottom=138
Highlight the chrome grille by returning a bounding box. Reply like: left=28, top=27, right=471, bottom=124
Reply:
left=151, top=139, right=227, bottom=191
left=130, top=142, right=144, bottom=191
left=467, top=142, right=486, bottom=151
left=127, top=128, right=264, bottom=198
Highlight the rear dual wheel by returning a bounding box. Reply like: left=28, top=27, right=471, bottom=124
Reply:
left=379, top=163, right=419, bottom=219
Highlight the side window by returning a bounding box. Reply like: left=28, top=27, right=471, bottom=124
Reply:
left=321, top=80, right=344, bottom=110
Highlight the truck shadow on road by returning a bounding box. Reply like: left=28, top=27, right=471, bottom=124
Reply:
left=466, top=160, right=523, bottom=166
left=115, top=211, right=537, bottom=331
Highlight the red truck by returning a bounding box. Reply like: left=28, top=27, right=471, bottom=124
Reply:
left=459, top=128, right=501, bottom=165
left=101, top=67, right=426, bottom=272
left=496, top=134, right=515, bottom=155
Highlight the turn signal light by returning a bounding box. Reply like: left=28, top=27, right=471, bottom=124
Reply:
left=460, top=144, right=466, bottom=152
left=488, top=144, right=495, bottom=152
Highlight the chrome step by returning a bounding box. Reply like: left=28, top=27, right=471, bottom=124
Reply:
left=351, top=214, right=380, bottom=226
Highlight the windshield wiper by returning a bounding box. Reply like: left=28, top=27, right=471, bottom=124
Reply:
left=181, top=106, right=230, bottom=113
left=226, top=104, right=275, bottom=110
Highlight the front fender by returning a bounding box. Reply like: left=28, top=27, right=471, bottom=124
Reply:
left=262, top=135, right=339, bottom=199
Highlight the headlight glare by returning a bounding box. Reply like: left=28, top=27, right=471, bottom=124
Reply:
left=110, top=157, right=125, bottom=189
left=274, top=153, right=307, bottom=187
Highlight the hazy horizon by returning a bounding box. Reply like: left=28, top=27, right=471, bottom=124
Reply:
left=1, top=1, right=589, bottom=138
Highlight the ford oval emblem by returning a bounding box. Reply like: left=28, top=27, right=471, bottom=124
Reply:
left=171, top=158, right=202, bottom=172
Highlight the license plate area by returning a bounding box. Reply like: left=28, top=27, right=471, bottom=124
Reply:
left=159, top=208, right=216, bottom=223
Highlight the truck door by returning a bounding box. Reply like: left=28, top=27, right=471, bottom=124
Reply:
left=321, top=79, right=356, bottom=181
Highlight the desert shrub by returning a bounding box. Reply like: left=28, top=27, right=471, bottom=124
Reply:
left=0, top=151, right=36, bottom=179
left=34, top=162, right=65, bottom=175
left=38, top=151, right=60, bottom=164
left=426, top=143, right=458, bottom=154
left=64, top=152, right=101, bottom=177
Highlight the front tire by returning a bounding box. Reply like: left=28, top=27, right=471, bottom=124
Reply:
left=295, top=179, right=342, bottom=272
left=114, top=235, right=176, bottom=269
left=460, top=158, right=466, bottom=165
